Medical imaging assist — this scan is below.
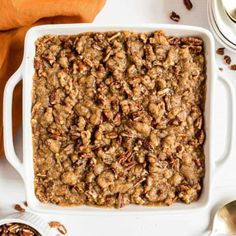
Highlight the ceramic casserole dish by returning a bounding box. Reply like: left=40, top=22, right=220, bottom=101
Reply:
left=4, top=24, right=233, bottom=214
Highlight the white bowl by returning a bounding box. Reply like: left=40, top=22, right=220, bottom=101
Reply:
left=212, top=0, right=236, bottom=46
left=0, top=212, right=52, bottom=236
left=3, top=23, right=233, bottom=214
left=207, top=0, right=236, bottom=52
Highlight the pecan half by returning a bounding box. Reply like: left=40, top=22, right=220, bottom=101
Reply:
left=168, top=37, right=181, bottom=45
left=140, top=138, right=153, bottom=150
left=118, top=151, right=133, bottom=164
left=181, top=37, right=203, bottom=45
left=224, top=55, right=231, bottom=65
left=169, top=11, right=180, bottom=22
left=230, top=64, right=236, bottom=70
left=183, top=0, right=193, bottom=10
left=49, top=221, right=67, bottom=235
left=216, top=47, right=225, bottom=55
left=14, top=204, right=25, bottom=213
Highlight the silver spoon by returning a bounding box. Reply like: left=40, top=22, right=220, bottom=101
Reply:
left=210, top=200, right=236, bottom=235
left=222, top=0, right=236, bottom=22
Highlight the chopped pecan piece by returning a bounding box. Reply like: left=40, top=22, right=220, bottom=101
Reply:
left=216, top=47, right=225, bottom=55
left=14, top=204, right=25, bottom=213
left=224, top=55, right=231, bottom=65
left=230, top=64, right=236, bottom=70
left=49, top=221, right=67, bottom=235
left=169, top=11, right=180, bottom=22
left=183, top=0, right=193, bottom=10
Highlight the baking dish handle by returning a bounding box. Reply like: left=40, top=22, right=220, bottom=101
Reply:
left=3, top=64, right=24, bottom=178
left=215, top=71, right=236, bottom=170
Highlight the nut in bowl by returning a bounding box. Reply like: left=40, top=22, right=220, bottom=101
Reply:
left=0, top=212, right=51, bottom=236
left=4, top=24, right=218, bottom=214
left=0, top=223, right=41, bottom=235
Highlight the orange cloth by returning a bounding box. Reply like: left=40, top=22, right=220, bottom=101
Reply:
left=0, top=0, right=106, bottom=156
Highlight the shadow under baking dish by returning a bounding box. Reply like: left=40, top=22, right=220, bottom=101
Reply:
left=20, top=24, right=216, bottom=214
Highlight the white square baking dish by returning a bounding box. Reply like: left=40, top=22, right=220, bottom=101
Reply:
left=4, top=24, right=218, bottom=214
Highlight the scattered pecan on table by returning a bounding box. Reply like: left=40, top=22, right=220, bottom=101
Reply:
left=230, top=64, right=236, bottom=70
left=169, top=11, right=180, bottom=22
left=14, top=204, right=25, bottom=213
left=216, top=47, right=225, bottom=55
left=224, top=55, right=231, bottom=65
left=183, top=0, right=193, bottom=10
left=49, top=221, right=67, bottom=235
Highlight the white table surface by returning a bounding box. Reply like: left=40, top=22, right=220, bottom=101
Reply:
left=1, top=0, right=236, bottom=235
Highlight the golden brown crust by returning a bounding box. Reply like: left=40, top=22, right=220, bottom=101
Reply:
left=32, top=31, right=206, bottom=208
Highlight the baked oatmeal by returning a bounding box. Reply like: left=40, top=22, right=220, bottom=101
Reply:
left=32, top=31, right=206, bottom=208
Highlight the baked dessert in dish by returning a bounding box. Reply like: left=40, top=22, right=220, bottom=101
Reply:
left=32, top=31, right=206, bottom=208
